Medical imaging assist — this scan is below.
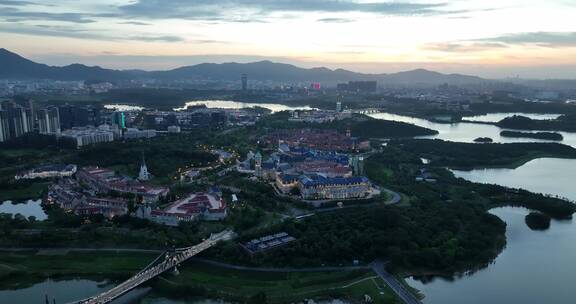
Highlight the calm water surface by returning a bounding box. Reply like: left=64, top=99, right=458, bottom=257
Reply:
left=407, top=207, right=576, bottom=304
left=452, top=158, right=576, bottom=202
left=174, top=100, right=315, bottom=112
left=0, top=279, right=115, bottom=304
left=0, top=199, right=47, bottom=220
left=369, top=112, right=576, bottom=148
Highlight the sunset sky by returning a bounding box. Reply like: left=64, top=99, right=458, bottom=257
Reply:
left=1, top=0, right=575, bottom=78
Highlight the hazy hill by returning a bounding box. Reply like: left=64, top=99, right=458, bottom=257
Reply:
left=0, top=48, right=487, bottom=85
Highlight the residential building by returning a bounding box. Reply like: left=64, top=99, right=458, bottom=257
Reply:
left=37, top=107, right=61, bottom=135
left=147, top=192, right=228, bottom=226
left=0, top=101, right=32, bottom=141
left=76, top=166, right=169, bottom=202
left=60, top=126, right=115, bottom=147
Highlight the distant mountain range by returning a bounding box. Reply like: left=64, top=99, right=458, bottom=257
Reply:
left=0, top=48, right=487, bottom=85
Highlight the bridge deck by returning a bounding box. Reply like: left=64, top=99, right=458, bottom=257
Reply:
left=72, top=230, right=233, bottom=304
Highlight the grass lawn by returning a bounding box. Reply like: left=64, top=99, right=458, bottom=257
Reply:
left=161, top=260, right=400, bottom=303
left=0, top=251, right=401, bottom=303
left=0, top=182, right=49, bottom=201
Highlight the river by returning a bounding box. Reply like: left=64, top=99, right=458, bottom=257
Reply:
left=0, top=277, right=348, bottom=304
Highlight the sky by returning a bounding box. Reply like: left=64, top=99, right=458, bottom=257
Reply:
left=1, top=0, right=576, bottom=79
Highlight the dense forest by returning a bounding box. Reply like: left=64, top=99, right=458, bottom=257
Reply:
left=500, top=130, right=563, bottom=141
left=497, top=115, right=576, bottom=132
left=258, top=112, right=438, bottom=139
left=392, top=139, right=576, bottom=168
left=73, top=136, right=218, bottom=180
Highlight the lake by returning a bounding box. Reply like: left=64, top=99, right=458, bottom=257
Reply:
left=407, top=207, right=576, bottom=304
left=174, top=100, right=315, bottom=112
left=0, top=199, right=47, bottom=220
left=451, top=158, right=576, bottom=202
left=369, top=112, right=576, bottom=148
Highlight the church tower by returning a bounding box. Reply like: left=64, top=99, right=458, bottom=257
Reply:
left=138, top=152, right=151, bottom=181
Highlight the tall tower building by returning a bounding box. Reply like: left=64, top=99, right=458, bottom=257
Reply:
left=241, top=74, right=248, bottom=91
left=254, top=151, right=263, bottom=178
left=138, top=153, right=151, bottom=181
left=336, top=101, right=342, bottom=112
left=112, top=112, right=126, bottom=129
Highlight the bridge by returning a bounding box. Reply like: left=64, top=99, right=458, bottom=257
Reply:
left=71, top=230, right=234, bottom=304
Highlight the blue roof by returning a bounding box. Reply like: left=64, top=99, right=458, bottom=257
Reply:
left=280, top=174, right=300, bottom=183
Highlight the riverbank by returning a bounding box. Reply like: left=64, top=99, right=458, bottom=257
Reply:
left=0, top=250, right=399, bottom=304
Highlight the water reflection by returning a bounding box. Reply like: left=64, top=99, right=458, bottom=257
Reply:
left=0, top=279, right=114, bottom=304
left=369, top=112, right=576, bottom=148
left=0, top=200, right=47, bottom=220
left=407, top=207, right=576, bottom=304
left=174, top=100, right=315, bottom=112
left=452, top=158, right=576, bottom=202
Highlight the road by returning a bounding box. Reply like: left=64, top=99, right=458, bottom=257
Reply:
left=190, top=257, right=370, bottom=272
left=382, top=187, right=402, bottom=205
left=371, top=260, right=423, bottom=304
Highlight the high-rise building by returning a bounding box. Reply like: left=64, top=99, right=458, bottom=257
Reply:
left=111, top=112, right=126, bottom=129
left=59, top=105, right=101, bottom=129
left=0, top=110, right=9, bottom=143
left=37, top=107, right=61, bottom=135
left=241, top=74, right=248, bottom=91
left=336, top=101, right=342, bottom=112
left=0, top=101, right=32, bottom=141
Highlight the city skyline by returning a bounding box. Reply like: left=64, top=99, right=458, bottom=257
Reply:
left=1, top=0, right=575, bottom=78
